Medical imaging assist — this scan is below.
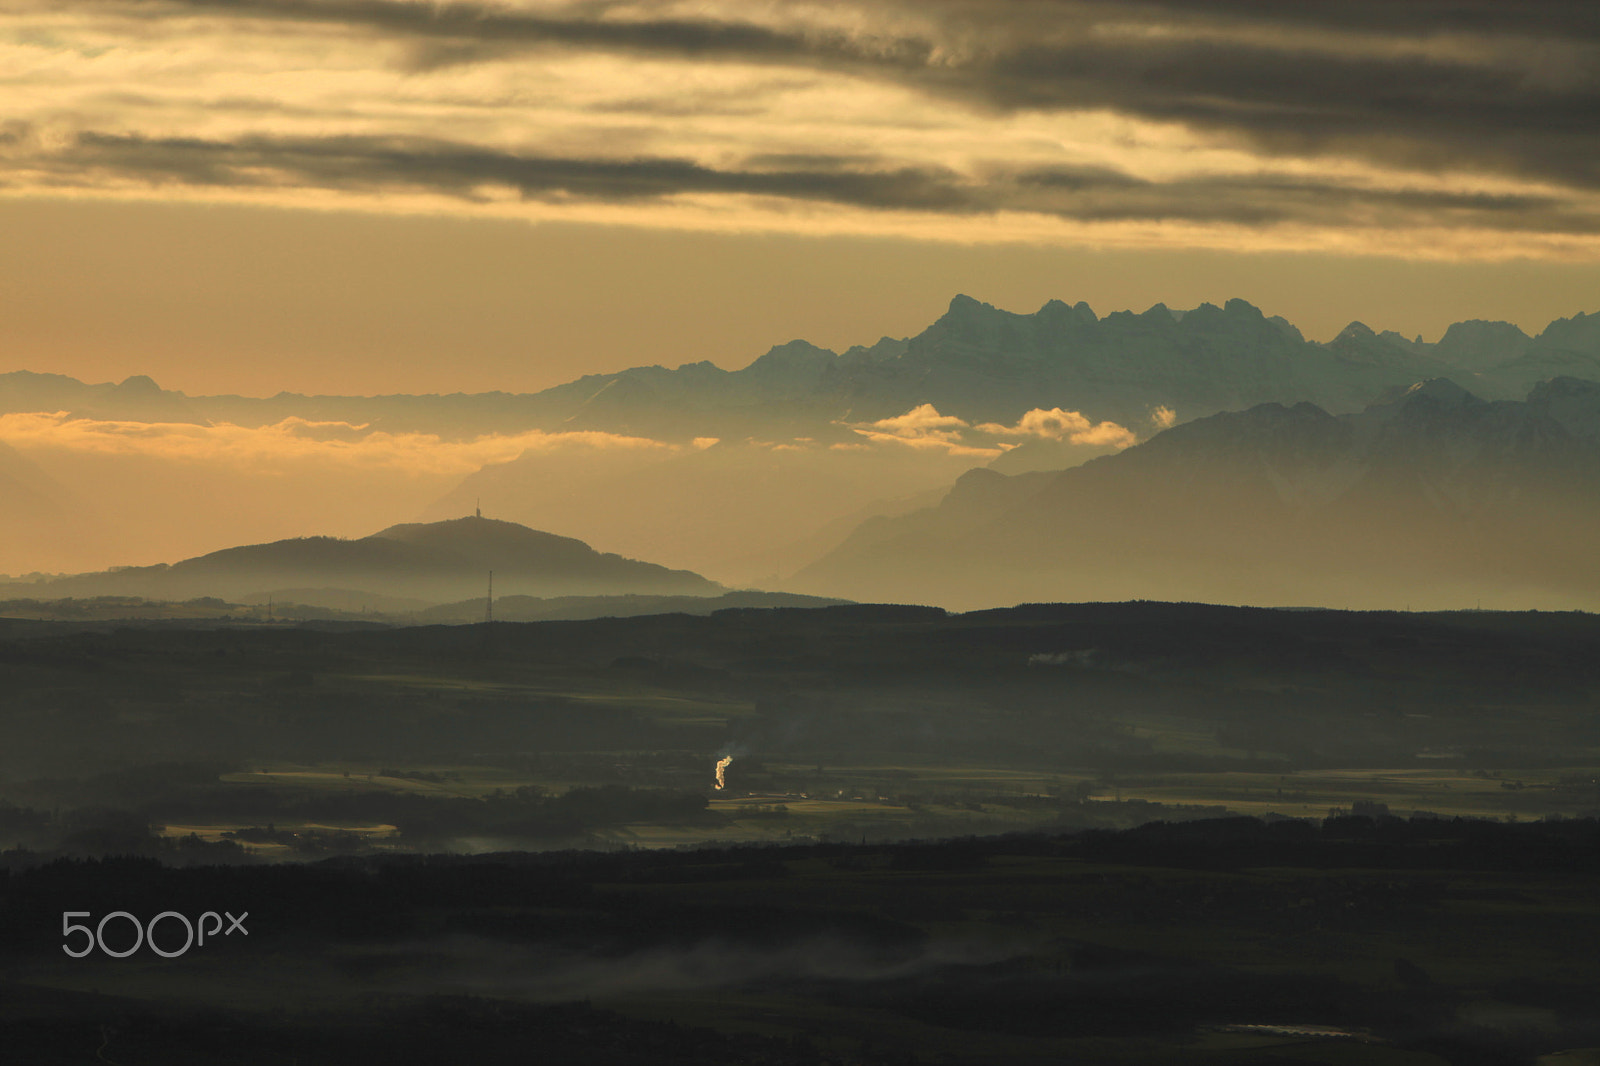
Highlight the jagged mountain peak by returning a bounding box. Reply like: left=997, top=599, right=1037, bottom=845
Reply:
left=746, top=338, right=838, bottom=370
left=1526, top=376, right=1600, bottom=441
left=1334, top=320, right=1377, bottom=342
left=1529, top=375, right=1600, bottom=403
left=1397, top=377, right=1484, bottom=407
left=945, top=293, right=994, bottom=315
left=1534, top=309, right=1600, bottom=353
left=1439, top=318, right=1530, bottom=344
left=1037, top=297, right=1099, bottom=325
left=7, top=294, right=1598, bottom=455
left=114, top=374, right=164, bottom=395
left=1139, top=399, right=1344, bottom=461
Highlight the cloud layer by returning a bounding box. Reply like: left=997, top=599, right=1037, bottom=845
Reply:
left=6, top=0, right=1600, bottom=255
left=846, top=403, right=1137, bottom=455
left=0, top=407, right=998, bottom=576
left=0, top=411, right=674, bottom=475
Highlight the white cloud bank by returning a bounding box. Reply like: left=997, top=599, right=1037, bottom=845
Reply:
left=842, top=403, right=1139, bottom=455
left=0, top=412, right=678, bottom=476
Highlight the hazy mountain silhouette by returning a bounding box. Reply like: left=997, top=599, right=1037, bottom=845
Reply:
left=0, top=371, right=206, bottom=425
left=535, top=297, right=1591, bottom=431
left=11, top=516, right=722, bottom=603
left=6, top=298, right=1597, bottom=439
left=793, top=378, right=1600, bottom=611
left=6, top=297, right=1600, bottom=582
left=422, top=436, right=978, bottom=586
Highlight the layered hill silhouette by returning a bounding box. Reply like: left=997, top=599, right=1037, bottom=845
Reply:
left=793, top=377, right=1600, bottom=611
left=420, top=433, right=973, bottom=586
left=9, top=516, right=723, bottom=604
left=6, top=295, right=1600, bottom=589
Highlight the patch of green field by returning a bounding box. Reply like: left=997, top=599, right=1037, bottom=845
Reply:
left=1118, top=711, right=1255, bottom=759
left=1190, top=1030, right=1450, bottom=1063
left=764, top=754, right=1080, bottom=794
left=222, top=769, right=459, bottom=796
left=220, top=764, right=533, bottom=798
left=606, top=988, right=1167, bottom=1066
left=597, top=823, right=785, bottom=847
left=607, top=988, right=1449, bottom=1065
left=1240, top=1044, right=1448, bottom=1065
left=561, top=691, right=758, bottom=725
left=1538, top=1051, right=1600, bottom=1065
left=156, top=820, right=399, bottom=856
left=1102, top=767, right=1600, bottom=820
left=336, top=672, right=756, bottom=724
left=341, top=672, right=529, bottom=693
left=192, top=754, right=1599, bottom=854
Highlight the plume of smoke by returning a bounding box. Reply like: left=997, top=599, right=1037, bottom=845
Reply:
left=714, top=755, right=734, bottom=790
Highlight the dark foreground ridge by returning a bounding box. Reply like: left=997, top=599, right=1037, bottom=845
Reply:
left=3, top=599, right=1599, bottom=1062
left=5, top=816, right=1600, bottom=1065
left=3, top=599, right=1597, bottom=790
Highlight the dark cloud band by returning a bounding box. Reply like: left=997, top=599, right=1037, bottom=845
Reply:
left=57, top=131, right=974, bottom=212
left=82, top=0, right=1600, bottom=193
left=16, top=129, right=1589, bottom=235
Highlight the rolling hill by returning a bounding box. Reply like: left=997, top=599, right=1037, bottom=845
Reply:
left=7, top=515, right=724, bottom=604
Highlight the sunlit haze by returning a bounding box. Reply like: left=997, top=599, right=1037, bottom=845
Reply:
left=4, top=0, right=1600, bottom=609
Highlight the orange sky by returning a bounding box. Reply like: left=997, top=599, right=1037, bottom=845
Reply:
left=5, top=2, right=1600, bottom=395
left=6, top=197, right=1600, bottom=397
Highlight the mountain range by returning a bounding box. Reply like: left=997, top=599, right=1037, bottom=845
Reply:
left=414, top=298, right=1600, bottom=582
left=6, top=297, right=1600, bottom=440
left=794, top=377, right=1600, bottom=611
left=4, top=294, right=1600, bottom=596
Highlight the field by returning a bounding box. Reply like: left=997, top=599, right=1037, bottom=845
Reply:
left=4, top=603, right=1600, bottom=1063
left=125, top=749, right=1600, bottom=858
left=10, top=819, right=1600, bottom=1064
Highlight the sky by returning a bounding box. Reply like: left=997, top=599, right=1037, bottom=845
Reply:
left=6, top=0, right=1600, bottom=396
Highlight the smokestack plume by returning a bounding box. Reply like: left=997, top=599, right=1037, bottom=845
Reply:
left=714, top=755, right=733, bottom=790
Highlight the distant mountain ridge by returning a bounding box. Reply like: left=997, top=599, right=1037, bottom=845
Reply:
left=6, top=298, right=1599, bottom=438
left=8, top=297, right=1600, bottom=589
left=5, top=516, right=723, bottom=604
left=793, top=377, right=1600, bottom=611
